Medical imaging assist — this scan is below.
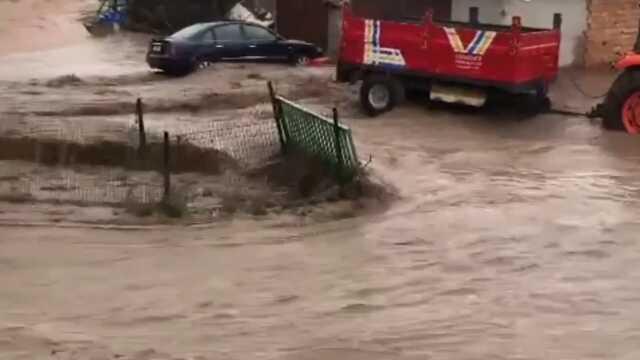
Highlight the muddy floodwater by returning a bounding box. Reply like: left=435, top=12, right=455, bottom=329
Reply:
left=2, top=0, right=640, bottom=359
left=4, top=109, right=640, bottom=360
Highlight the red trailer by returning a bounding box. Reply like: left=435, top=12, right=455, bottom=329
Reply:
left=336, top=7, right=562, bottom=116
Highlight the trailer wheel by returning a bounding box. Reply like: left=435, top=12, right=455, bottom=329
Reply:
left=360, top=74, right=404, bottom=117
left=602, top=69, right=640, bottom=132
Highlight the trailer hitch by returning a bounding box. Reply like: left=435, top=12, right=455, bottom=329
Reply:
left=586, top=103, right=605, bottom=119
left=543, top=103, right=603, bottom=119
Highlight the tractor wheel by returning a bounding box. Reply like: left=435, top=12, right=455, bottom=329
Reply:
left=602, top=68, right=640, bottom=132
left=360, top=74, right=405, bottom=117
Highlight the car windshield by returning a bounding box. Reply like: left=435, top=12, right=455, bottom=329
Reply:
left=169, top=23, right=209, bottom=40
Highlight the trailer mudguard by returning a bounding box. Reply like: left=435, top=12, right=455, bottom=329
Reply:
left=617, top=54, right=640, bottom=70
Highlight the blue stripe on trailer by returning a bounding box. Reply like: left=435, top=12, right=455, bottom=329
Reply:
left=467, top=31, right=485, bottom=55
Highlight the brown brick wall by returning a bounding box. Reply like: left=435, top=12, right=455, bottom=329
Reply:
left=585, top=0, right=640, bottom=66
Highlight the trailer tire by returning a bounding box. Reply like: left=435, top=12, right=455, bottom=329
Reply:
left=602, top=69, right=640, bottom=131
left=360, top=74, right=404, bottom=117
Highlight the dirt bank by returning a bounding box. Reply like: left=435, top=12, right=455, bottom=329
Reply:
left=0, top=151, right=392, bottom=225
left=0, top=135, right=242, bottom=175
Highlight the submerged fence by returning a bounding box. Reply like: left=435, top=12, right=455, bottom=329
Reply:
left=268, top=82, right=360, bottom=182
left=0, top=82, right=362, bottom=209
left=175, top=116, right=280, bottom=169
left=0, top=98, right=280, bottom=207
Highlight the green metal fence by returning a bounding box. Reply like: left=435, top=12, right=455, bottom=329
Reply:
left=269, top=84, right=359, bottom=182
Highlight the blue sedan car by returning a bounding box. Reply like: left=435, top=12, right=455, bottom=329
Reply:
left=147, top=21, right=324, bottom=75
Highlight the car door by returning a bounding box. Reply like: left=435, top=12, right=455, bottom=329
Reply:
left=242, top=24, right=287, bottom=60
left=212, top=24, right=246, bottom=59
left=197, top=27, right=218, bottom=62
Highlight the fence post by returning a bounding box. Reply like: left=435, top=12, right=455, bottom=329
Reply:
left=268, top=81, right=287, bottom=154
left=553, top=13, right=563, bottom=30
left=163, top=131, right=171, bottom=200
left=332, top=108, right=344, bottom=183
left=136, top=98, right=147, bottom=159
left=469, top=7, right=479, bottom=25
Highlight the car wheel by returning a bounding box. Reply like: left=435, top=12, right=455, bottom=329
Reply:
left=292, top=54, right=310, bottom=66
left=192, top=57, right=214, bottom=72
left=360, top=74, right=404, bottom=117
left=196, top=60, right=212, bottom=70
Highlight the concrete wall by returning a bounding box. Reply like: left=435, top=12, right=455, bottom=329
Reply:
left=452, top=0, right=588, bottom=67
left=327, top=7, right=343, bottom=60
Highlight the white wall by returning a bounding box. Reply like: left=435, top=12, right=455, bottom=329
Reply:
left=451, top=0, right=587, bottom=66
left=452, top=0, right=505, bottom=25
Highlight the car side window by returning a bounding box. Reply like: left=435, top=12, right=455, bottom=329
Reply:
left=213, top=24, right=243, bottom=42
left=200, top=29, right=214, bottom=42
left=243, top=25, right=277, bottom=42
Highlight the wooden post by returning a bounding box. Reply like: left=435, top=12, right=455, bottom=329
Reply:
left=333, top=108, right=344, bottom=183
left=510, top=16, right=522, bottom=56
left=469, top=7, right=479, bottom=25
left=268, top=81, right=287, bottom=154
left=635, top=17, right=640, bottom=53
left=136, top=98, right=146, bottom=158
left=553, top=13, right=563, bottom=30
left=163, top=131, right=171, bottom=200
left=175, top=135, right=182, bottom=169
left=424, top=9, right=433, bottom=24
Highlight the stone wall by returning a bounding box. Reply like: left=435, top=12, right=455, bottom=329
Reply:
left=585, top=0, right=640, bottom=66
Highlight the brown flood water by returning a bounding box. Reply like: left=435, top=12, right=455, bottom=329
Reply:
left=3, top=90, right=640, bottom=360
left=2, top=1, right=640, bottom=359
left=0, top=0, right=90, bottom=56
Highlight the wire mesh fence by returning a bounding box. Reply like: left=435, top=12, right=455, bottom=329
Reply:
left=0, top=166, right=165, bottom=206
left=0, top=98, right=282, bottom=208
left=176, top=116, right=280, bottom=169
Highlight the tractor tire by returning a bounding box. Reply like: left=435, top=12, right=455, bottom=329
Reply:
left=359, top=74, right=405, bottom=117
left=601, top=68, right=640, bottom=131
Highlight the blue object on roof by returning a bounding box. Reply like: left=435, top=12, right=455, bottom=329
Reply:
left=98, top=0, right=128, bottom=25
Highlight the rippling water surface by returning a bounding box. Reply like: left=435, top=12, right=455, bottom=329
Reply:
left=1, top=0, right=639, bottom=357
left=3, top=105, right=640, bottom=360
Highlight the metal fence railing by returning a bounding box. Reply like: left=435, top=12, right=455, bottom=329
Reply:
left=0, top=98, right=280, bottom=209
left=269, top=82, right=360, bottom=182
